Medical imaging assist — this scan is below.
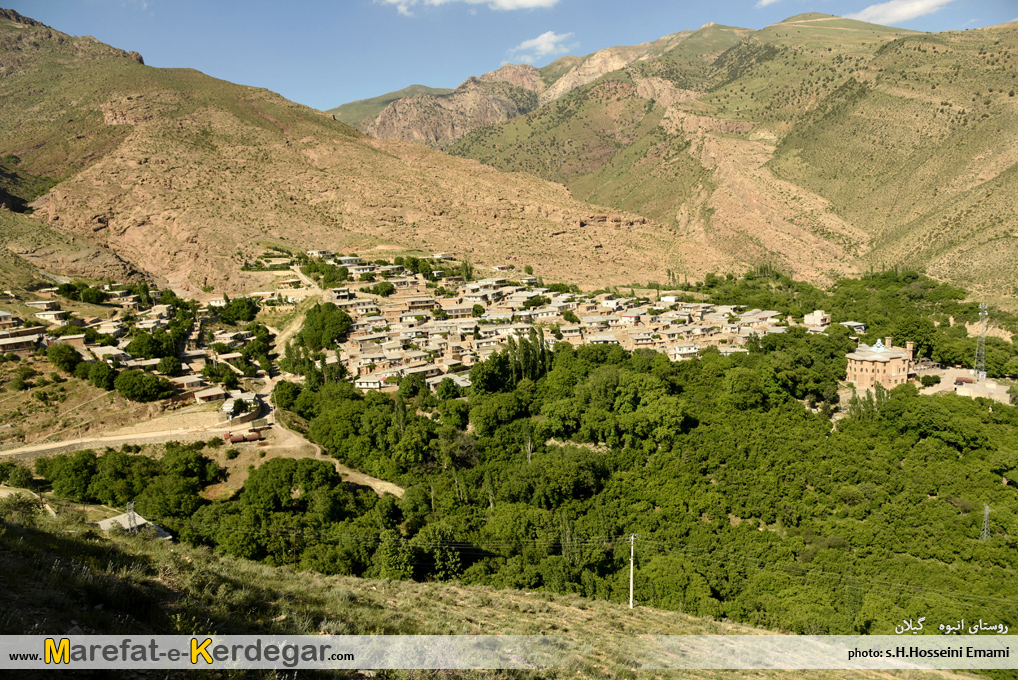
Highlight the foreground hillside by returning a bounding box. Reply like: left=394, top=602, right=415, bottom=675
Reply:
left=0, top=9, right=729, bottom=294
left=0, top=498, right=914, bottom=680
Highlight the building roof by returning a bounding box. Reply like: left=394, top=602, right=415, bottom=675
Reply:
left=847, top=340, right=908, bottom=362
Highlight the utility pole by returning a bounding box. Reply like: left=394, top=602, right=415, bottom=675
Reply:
left=974, top=303, right=988, bottom=382
left=981, top=505, right=990, bottom=542
left=126, top=502, right=136, bottom=532
left=629, top=534, right=636, bottom=609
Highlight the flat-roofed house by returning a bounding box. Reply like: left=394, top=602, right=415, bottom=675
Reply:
left=0, top=334, right=41, bottom=354
left=846, top=337, right=914, bottom=390
left=194, top=387, right=228, bottom=404
left=803, top=310, right=831, bottom=328
left=24, top=300, right=59, bottom=311
left=668, top=344, right=700, bottom=361
left=35, top=310, right=69, bottom=324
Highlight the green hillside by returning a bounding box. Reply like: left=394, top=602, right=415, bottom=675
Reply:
left=0, top=494, right=944, bottom=680
left=327, top=84, right=454, bottom=129
left=0, top=156, right=55, bottom=212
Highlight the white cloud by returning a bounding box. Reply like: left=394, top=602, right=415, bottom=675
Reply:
left=377, top=0, right=557, bottom=17
left=846, top=0, right=956, bottom=25
left=755, top=0, right=782, bottom=7
left=506, top=30, right=574, bottom=63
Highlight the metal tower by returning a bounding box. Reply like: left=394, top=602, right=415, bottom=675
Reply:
left=981, top=504, right=990, bottom=541
left=974, top=303, right=988, bottom=382
left=126, top=501, right=137, bottom=532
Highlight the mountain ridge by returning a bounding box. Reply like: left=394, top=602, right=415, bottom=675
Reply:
left=0, top=9, right=733, bottom=294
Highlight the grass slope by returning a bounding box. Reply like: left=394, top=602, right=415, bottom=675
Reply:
left=0, top=503, right=956, bottom=680
left=327, top=84, right=454, bottom=130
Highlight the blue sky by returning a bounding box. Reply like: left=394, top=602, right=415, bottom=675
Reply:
left=12, top=0, right=1018, bottom=110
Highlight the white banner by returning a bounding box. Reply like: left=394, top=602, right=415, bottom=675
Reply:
left=0, top=635, right=1013, bottom=670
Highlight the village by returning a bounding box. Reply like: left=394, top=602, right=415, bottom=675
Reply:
left=2, top=249, right=1010, bottom=416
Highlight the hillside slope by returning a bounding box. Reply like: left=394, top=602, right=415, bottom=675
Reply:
left=0, top=501, right=965, bottom=680
left=444, top=15, right=1018, bottom=298
left=0, top=10, right=732, bottom=294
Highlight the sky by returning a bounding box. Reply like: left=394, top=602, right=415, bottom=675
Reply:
left=12, top=0, right=1018, bottom=111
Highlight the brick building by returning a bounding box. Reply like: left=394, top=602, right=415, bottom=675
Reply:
left=846, top=337, right=914, bottom=390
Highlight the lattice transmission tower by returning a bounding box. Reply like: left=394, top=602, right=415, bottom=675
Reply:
left=126, top=501, right=137, bottom=532
left=981, top=504, right=990, bottom=542
left=974, top=303, right=988, bottom=382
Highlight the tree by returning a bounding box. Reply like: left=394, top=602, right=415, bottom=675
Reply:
left=524, top=265, right=534, bottom=275
left=893, top=313, right=936, bottom=358
left=373, top=529, right=416, bottom=580
left=135, top=474, right=203, bottom=518
left=157, top=356, right=183, bottom=377
left=220, top=297, right=259, bottom=324
left=47, top=343, right=82, bottom=373
left=7, top=465, right=34, bottom=489
left=80, top=287, right=107, bottom=305
left=115, top=370, right=173, bottom=402
left=274, top=381, right=302, bottom=410
left=435, top=378, right=461, bottom=401
left=88, top=361, right=118, bottom=390
left=472, top=304, right=484, bottom=318
left=297, top=303, right=352, bottom=351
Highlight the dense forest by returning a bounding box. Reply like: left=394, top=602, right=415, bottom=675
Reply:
left=20, top=271, right=1018, bottom=639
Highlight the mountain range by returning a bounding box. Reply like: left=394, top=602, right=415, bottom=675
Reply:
left=0, top=8, right=721, bottom=296
left=336, top=13, right=1018, bottom=304
left=1, top=7, right=1017, bottom=304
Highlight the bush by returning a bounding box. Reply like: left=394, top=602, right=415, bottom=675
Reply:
left=7, top=465, right=34, bottom=489
left=0, top=493, right=43, bottom=524
left=920, top=375, right=941, bottom=387
left=225, top=448, right=240, bottom=460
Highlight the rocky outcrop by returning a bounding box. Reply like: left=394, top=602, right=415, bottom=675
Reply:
left=365, top=78, right=537, bottom=148
left=478, top=64, right=543, bottom=92
left=537, top=31, right=691, bottom=106
left=539, top=48, right=633, bottom=105
left=634, top=77, right=697, bottom=108
left=0, top=8, right=45, bottom=27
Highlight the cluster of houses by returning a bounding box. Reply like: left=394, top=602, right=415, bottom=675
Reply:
left=326, top=273, right=887, bottom=395
left=0, top=293, right=265, bottom=413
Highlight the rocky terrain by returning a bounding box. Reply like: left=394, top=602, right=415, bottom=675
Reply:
left=0, top=10, right=732, bottom=295
left=363, top=75, right=539, bottom=148
left=334, top=29, right=708, bottom=148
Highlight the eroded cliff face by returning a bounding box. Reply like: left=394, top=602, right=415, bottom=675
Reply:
left=361, top=33, right=695, bottom=147
left=364, top=76, right=538, bottom=148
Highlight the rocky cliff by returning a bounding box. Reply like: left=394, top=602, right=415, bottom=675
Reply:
left=363, top=76, right=538, bottom=148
